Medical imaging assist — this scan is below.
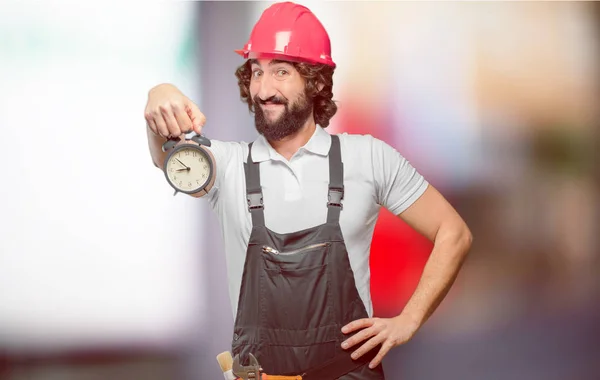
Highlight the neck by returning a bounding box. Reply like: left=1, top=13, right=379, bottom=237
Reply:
left=268, top=117, right=317, bottom=160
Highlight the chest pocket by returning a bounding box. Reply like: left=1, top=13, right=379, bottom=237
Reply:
left=262, top=242, right=333, bottom=331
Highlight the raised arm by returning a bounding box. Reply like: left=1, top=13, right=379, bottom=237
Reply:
left=144, top=83, right=216, bottom=197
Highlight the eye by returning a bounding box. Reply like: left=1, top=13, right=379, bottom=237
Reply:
left=275, top=69, right=289, bottom=77
left=252, top=69, right=263, bottom=79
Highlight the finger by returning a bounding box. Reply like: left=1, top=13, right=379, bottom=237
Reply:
left=151, top=109, right=170, bottom=138
left=145, top=111, right=159, bottom=135
left=369, top=341, right=393, bottom=369
left=342, top=318, right=374, bottom=334
left=342, top=326, right=377, bottom=350
left=160, top=104, right=181, bottom=137
left=351, top=335, right=384, bottom=360
left=172, top=102, right=193, bottom=134
left=185, top=101, right=206, bottom=134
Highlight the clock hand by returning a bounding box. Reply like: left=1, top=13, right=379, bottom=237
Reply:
left=175, top=168, right=190, bottom=172
left=175, top=158, right=189, bottom=169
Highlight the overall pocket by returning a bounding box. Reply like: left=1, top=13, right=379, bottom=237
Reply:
left=262, top=243, right=332, bottom=331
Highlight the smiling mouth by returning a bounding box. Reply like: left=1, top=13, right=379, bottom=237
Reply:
left=261, top=103, right=284, bottom=111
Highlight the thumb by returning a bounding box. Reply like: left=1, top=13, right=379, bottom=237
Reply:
left=186, top=100, right=206, bottom=134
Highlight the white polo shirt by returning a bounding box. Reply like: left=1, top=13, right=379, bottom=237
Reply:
left=204, top=126, right=429, bottom=318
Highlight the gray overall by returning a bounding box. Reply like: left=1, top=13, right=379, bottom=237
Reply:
left=231, top=135, right=386, bottom=379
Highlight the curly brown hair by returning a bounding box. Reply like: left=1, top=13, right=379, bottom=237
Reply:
left=234, top=60, right=337, bottom=128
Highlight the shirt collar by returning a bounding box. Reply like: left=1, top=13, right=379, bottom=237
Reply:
left=251, top=125, right=332, bottom=163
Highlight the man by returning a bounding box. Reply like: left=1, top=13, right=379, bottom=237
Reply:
left=145, top=2, right=472, bottom=379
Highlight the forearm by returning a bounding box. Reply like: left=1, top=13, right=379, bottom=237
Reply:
left=399, top=224, right=472, bottom=327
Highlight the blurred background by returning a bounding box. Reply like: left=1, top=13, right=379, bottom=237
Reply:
left=0, top=1, right=598, bottom=379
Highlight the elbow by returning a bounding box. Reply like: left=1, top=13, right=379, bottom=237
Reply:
left=441, top=221, right=472, bottom=263
left=459, top=224, right=473, bottom=258
left=462, top=222, right=473, bottom=245
left=435, top=221, right=473, bottom=260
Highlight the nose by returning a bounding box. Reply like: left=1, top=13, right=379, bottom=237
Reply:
left=256, top=73, right=278, bottom=101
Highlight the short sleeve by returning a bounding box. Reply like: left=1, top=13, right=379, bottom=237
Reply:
left=371, top=137, right=429, bottom=215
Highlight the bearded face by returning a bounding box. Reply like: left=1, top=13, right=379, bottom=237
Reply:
left=253, top=89, right=313, bottom=141
left=247, top=59, right=316, bottom=141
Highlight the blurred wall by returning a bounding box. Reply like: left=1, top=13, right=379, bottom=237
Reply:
left=0, top=2, right=207, bottom=379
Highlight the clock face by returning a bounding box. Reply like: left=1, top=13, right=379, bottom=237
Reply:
left=165, top=146, right=212, bottom=193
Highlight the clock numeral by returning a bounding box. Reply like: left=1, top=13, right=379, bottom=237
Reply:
left=185, top=151, right=190, bottom=156
left=179, top=180, right=183, bottom=186
left=192, top=152, right=197, bottom=157
left=203, top=164, right=208, bottom=170
left=173, top=175, right=177, bottom=180
left=188, top=182, right=192, bottom=187
left=202, top=174, right=206, bottom=179
left=200, top=157, right=204, bottom=162
left=196, top=180, right=200, bottom=184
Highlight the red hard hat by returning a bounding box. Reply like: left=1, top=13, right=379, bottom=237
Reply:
left=235, top=2, right=336, bottom=68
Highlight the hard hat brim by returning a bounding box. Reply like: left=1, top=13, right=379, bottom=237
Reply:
left=234, top=49, right=335, bottom=68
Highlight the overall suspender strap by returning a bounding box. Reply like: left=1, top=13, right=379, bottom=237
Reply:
left=326, top=135, right=344, bottom=223
left=244, top=143, right=266, bottom=227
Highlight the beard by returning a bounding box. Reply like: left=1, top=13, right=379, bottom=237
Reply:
left=253, top=91, right=313, bottom=141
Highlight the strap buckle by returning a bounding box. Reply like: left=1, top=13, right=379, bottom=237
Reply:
left=247, top=192, right=264, bottom=210
left=327, top=187, right=344, bottom=209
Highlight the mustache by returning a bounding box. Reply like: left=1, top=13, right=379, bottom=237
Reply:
left=254, top=95, right=288, bottom=105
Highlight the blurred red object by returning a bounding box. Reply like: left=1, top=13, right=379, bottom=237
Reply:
left=369, top=208, right=432, bottom=317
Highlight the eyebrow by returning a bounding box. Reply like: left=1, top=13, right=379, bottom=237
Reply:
left=249, top=59, right=291, bottom=68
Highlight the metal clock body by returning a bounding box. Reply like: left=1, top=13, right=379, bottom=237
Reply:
left=162, top=134, right=214, bottom=195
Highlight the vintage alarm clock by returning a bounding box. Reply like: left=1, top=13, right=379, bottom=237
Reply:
left=162, top=133, right=214, bottom=196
